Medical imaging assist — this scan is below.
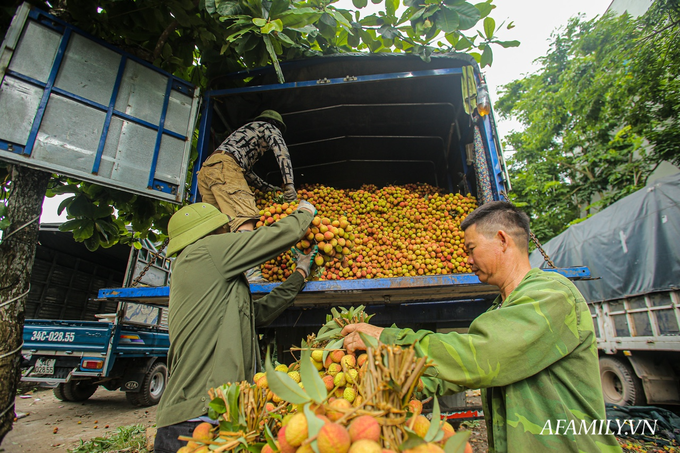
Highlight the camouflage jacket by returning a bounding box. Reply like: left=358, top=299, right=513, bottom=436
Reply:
left=380, top=268, right=622, bottom=453
left=216, top=121, right=294, bottom=189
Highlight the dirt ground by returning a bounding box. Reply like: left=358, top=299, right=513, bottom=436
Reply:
left=2, top=387, right=157, bottom=452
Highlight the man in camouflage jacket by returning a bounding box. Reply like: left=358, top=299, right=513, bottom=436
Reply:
left=342, top=201, right=622, bottom=453
left=197, top=110, right=296, bottom=233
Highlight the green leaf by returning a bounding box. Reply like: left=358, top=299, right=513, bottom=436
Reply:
left=483, top=16, right=494, bottom=39
left=205, top=0, right=217, bottom=13
left=480, top=43, right=493, bottom=67
left=400, top=428, right=427, bottom=450
left=209, top=396, right=227, bottom=416
left=264, top=424, right=278, bottom=452
left=474, top=0, right=494, bottom=18
left=448, top=2, right=480, bottom=30
left=330, top=10, right=351, bottom=28
left=57, top=196, right=75, bottom=216
left=300, top=348, right=327, bottom=404
left=265, top=347, right=310, bottom=404
left=0, top=203, right=6, bottom=217
left=352, top=0, right=368, bottom=8
left=358, top=331, right=379, bottom=350
left=278, top=8, right=322, bottom=28
left=253, top=17, right=268, bottom=26
left=262, top=35, right=285, bottom=83
left=270, top=0, right=290, bottom=18
left=434, top=7, right=460, bottom=34
left=445, top=32, right=459, bottom=46
left=83, top=233, right=100, bottom=251
left=444, top=430, right=471, bottom=453
left=492, top=39, right=520, bottom=48
left=322, top=337, right=346, bottom=365
left=227, top=383, right=240, bottom=424
left=216, top=0, right=242, bottom=15
left=454, top=34, right=474, bottom=50
left=315, top=327, right=342, bottom=342
left=50, top=184, right=80, bottom=195
left=262, top=19, right=284, bottom=33
left=303, top=403, right=325, bottom=453
left=67, top=195, right=95, bottom=218
left=359, top=15, right=383, bottom=26
left=424, top=397, right=444, bottom=442
left=0, top=218, right=10, bottom=231
left=386, top=0, right=399, bottom=17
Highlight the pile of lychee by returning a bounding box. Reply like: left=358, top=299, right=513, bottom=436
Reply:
left=254, top=183, right=476, bottom=282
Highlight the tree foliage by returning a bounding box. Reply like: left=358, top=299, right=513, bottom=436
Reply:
left=496, top=0, right=680, bottom=243
left=0, top=0, right=514, bottom=249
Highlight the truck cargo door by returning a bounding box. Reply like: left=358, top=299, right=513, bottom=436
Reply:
left=0, top=3, right=200, bottom=203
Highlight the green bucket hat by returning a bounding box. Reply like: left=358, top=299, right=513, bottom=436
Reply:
left=255, top=109, right=286, bottom=133
left=167, top=203, right=231, bottom=257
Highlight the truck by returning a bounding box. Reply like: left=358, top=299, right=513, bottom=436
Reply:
left=1, top=2, right=591, bottom=415
left=530, top=173, right=680, bottom=407
left=20, top=224, right=173, bottom=406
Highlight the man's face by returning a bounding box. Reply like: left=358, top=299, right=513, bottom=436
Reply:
left=464, top=224, right=502, bottom=285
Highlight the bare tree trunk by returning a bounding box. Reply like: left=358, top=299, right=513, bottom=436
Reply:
left=0, top=165, right=50, bottom=443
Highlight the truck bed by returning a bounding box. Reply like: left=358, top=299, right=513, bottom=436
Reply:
left=97, top=267, right=591, bottom=307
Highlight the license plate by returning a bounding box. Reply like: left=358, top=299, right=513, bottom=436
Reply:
left=34, top=358, right=56, bottom=375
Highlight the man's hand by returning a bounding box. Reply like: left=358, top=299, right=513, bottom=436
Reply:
left=341, top=323, right=384, bottom=354
left=292, top=245, right=318, bottom=279
left=297, top=200, right=317, bottom=216
left=284, top=183, right=297, bottom=202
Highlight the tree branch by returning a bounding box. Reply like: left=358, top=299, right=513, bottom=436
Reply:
left=153, top=19, right=179, bottom=61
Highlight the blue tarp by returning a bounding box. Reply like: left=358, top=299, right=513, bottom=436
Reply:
left=530, top=174, right=680, bottom=302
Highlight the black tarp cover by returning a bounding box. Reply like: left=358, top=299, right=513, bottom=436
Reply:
left=530, top=174, right=680, bottom=303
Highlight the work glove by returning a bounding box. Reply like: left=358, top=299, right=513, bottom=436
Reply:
left=283, top=183, right=297, bottom=202
left=297, top=200, right=317, bottom=216
left=292, top=245, right=318, bottom=279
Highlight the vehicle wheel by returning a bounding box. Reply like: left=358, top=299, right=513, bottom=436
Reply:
left=53, top=384, right=70, bottom=402
left=61, top=380, right=98, bottom=402
left=127, top=362, right=167, bottom=407
left=599, top=356, right=645, bottom=406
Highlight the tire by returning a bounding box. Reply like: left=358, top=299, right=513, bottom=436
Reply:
left=53, top=384, right=70, bottom=402
left=61, top=380, right=98, bottom=402
left=599, top=356, right=645, bottom=406
left=127, top=362, right=167, bottom=407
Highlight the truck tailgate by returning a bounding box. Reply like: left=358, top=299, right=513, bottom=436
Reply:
left=23, top=319, right=113, bottom=354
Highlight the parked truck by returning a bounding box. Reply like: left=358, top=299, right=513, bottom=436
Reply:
left=20, top=225, right=173, bottom=406
left=530, top=174, right=680, bottom=407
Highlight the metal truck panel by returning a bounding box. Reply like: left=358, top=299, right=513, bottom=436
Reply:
left=97, top=267, right=592, bottom=308
left=23, top=320, right=112, bottom=354
left=0, top=3, right=200, bottom=203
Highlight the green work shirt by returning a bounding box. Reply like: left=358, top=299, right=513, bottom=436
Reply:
left=156, top=209, right=313, bottom=428
left=380, top=268, right=622, bottom=453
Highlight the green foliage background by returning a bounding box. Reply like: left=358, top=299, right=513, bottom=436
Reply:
left=496, top=0, right=680, bottom=243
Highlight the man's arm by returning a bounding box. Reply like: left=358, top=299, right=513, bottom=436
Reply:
left=379, top=279, right=583, bottom=390
left=208, top=208, right=313, bottom=279
left=264, top=125, right=294, bottom=186
left=253, top=271, right=306, bottom=327
left=245, top=170, right=278, bottom=192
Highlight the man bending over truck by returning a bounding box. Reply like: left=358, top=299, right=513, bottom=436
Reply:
left=197, top=110, right=296, bottom=282
left=341, top=201, right=622, bottom=453
left=154, top=201, right=317, bottom=453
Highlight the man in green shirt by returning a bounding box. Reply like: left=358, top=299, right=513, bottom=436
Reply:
left=342, top=201, right=622, bottom=453
left=154, top=201, right=316, bottom=453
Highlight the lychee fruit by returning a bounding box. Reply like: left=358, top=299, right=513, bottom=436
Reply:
left=348, top=439, right=382, bottom=453
left=285, top=413, right=308, bottom=447
left=317, top=423, right=351, bottom=453
left=348, top=415, right=381, bottom=443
